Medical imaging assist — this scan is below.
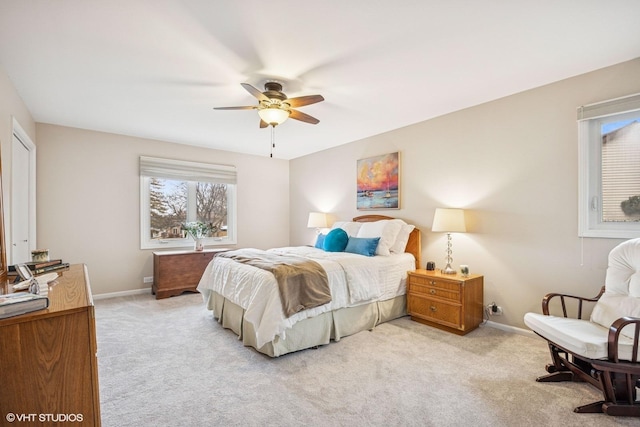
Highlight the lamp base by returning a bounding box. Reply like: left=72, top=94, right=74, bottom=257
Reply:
left=441, top=232, right=457, bottom=274
left=441, top=263, right=457, bottom=274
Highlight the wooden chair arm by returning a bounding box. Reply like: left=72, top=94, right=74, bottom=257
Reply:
left=541, top=286, right=605, bottom=317
left=608, top=316, right=640, bottom=363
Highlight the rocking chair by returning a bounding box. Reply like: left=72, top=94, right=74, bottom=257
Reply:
left=524, top=238, right=640, bottom=417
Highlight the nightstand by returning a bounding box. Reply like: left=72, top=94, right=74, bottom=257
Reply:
left=407, top=269, right=484, bottom=335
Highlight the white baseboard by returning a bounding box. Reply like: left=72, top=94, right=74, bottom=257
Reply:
left=483, top=320, right=536, bottom=338
left=93, top=288, right=151, bottom=300
left=91, top=292, right=537, bottom=339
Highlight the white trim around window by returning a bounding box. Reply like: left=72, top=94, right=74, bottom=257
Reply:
left=578, top=93, right=640, bottom=238
left=140, top=156, right=237, bottom=249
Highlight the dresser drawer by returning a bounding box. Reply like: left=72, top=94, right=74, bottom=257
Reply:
left=408, top=294, right=461, bottom=328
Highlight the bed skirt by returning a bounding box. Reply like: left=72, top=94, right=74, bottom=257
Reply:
left=205, top=291, right=407, bottom=357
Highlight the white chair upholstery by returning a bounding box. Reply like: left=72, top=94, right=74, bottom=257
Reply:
left=524, top=312, right=636, bottom=360
left=591, top=238, right=640, bottom=336
left=524, top=238, right=640, bottom=417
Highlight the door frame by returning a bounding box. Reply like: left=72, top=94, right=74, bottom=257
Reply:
left=11, top=117, right=36, bottom=265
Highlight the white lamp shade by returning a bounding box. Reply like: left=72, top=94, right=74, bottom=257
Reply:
left=307, top=212, right=329, bottom=228
left=258, top=107, right=290, bottom=126
left=432, top=208, right=466, bottom=233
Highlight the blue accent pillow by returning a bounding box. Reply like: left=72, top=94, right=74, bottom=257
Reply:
left=345, top=237, right=380, bottom=257
left=323, top=228, right=349, bottom=252
left=314, top=233, right=326, bottom=249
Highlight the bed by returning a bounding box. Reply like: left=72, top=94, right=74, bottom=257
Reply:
left=197, top=215, right=421, bottom=357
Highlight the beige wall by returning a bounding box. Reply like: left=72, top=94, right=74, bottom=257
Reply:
left=290, top=57, right=640, bottom=330
left=0, top=66, right=36, bottom=260
left=35, top=124, right=290, bottom=295
left=4, top=58, right=640, bottom=331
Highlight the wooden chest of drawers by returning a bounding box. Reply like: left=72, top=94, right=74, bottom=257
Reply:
left=0, top=265, right=101, bottom=426
left=153, top=249, right=228, bottom=299
left=407, top=269, right=484, bottom=335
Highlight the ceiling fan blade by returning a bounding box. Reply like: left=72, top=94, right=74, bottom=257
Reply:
left=259, top=119, right=269, bottom=128
left=241, top=83, right=269, bottom=102
left=286, top=94, right=324, bottom=108
left=289, top=109, right=320, bottom=124
left=213, top=106, right=256, bottom=110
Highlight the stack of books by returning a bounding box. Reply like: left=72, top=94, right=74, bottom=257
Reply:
left=9, top=259, right=70, bottom=276
left=0, top=292, right=50, bottom=319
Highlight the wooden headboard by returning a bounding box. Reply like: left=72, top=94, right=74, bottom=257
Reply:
left=353, top=215, right=421, bottom=270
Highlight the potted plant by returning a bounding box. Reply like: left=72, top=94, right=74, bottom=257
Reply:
left=181, top=221, right=216, bottom=251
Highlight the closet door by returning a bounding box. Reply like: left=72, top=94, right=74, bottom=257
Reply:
left=11, top=132, right=31, bottom=263
left=0, top=142, right=6, bottom=282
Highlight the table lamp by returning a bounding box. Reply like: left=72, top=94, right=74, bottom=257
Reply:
left=307, top=212, right=328, bottom=234
left=431, top=208, right=466, bottom=274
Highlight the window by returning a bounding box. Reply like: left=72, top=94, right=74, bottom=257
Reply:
left=140, top=156, right=237, bottom=249
left=578, top=93, right=640, bottom=238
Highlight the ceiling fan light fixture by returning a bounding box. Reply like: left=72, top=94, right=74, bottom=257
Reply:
left=258, top=107, right=290, bottom=126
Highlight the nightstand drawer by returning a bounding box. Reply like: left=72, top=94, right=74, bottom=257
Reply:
left=409, top=274, right=461, bottom=290
left=408, top=281, right=460, bottom=302
left=408, top=276, right=461, bottom=302
left=407, top=295, right=461, bottom=328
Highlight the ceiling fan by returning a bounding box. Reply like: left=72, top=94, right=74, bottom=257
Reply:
left=214, top=82, right=324, bottom=128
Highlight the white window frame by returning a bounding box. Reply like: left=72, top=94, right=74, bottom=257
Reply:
left=140, top=156, right=237, bottom=249
left=578, top=93, right=640, bottom=238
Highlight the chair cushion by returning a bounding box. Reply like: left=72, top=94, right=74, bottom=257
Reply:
left=590, top=294, right=640, bottom=339
left=591, top=238, right=640, bottom=338
left=604, top=237, right=640, bottom=297
left=524, top=312, right=637, bottom=361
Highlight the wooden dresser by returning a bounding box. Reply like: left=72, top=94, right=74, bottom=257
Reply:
left=153, top=248, right=228, bottom=299
left=0, top=264, right=101, bottom=426
left=407, top=269, right=484, bottom=335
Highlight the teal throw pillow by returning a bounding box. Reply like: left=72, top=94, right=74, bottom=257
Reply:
left=323, top=228, right=349, bottom=252
left=345, top=237, right=380, bottom=256
left=314, top=233, right=326, bottom=249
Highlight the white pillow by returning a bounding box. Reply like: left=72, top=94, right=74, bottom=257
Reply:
left=356, top=220, right=403, bottom=256
left=332, top=221, right=362, bottom=237
left=390, top=223, right=415, bottom=254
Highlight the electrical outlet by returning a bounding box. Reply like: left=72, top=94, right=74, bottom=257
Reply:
left=487, top=302, right=503, bottom=316
left=143, top=276, right=153, bottom=284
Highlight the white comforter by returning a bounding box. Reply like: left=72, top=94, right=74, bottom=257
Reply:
left=197, top=246, right=415, bottom=348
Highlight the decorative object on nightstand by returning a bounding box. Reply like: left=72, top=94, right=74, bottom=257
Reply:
left=460, top=265, right=469, bottom=277
left=407, top=269, right=483, bottom=335
left=431, top=208, right=466, bottom=274
left=307, top=212, right=329, bottom=234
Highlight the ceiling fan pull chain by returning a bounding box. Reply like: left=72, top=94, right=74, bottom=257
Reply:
left=270, top=125, right=275, bottom=158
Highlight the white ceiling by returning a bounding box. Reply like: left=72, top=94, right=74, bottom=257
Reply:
left=1, top=1, right=640, bottom=160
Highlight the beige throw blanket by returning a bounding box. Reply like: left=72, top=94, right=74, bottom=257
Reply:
left=218, top=249, right=331, bottom=317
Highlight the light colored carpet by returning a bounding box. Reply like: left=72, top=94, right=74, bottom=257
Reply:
left=95, top=293, right=635, bottom=426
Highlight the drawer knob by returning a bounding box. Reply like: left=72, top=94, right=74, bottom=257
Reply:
left=430, top=305, right=437, bottom=312
left=429, top=289, right=436, bottom=295
left=430, top=281, right=436, bottom=285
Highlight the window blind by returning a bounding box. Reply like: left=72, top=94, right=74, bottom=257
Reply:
left=577, top=92, right=640, bottom=121
left=139, top=156, right=236, bottom=184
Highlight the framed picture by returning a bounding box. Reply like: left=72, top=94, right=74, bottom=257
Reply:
left=15, top=263, right=33, bottom=281
left=15, top=263, right=40, bottom=294
left=357, top=152, right=399, bottom=210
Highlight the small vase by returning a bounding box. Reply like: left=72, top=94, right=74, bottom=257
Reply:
left=194, top=238, right=204, bottom=251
